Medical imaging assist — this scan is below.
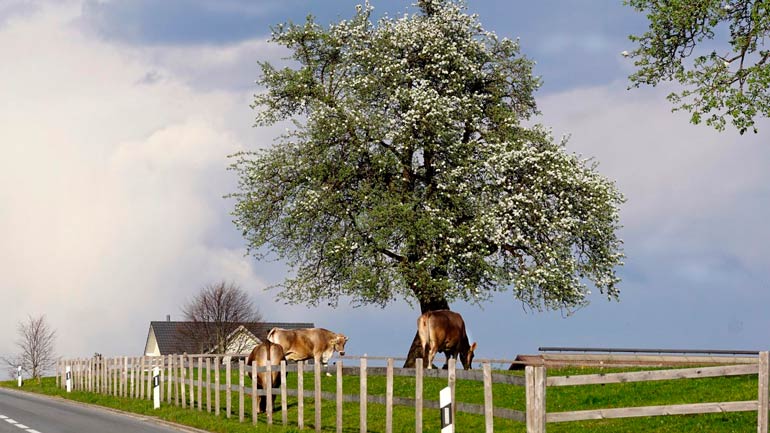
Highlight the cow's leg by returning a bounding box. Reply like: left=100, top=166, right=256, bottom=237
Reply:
left=259, top=394, right=267, bottom=413
left=427, top=345, right=439, bottom=369
left=441, top=351, right=455, bottom=370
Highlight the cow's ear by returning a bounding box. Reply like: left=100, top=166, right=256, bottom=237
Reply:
left=470, top=342, right=477, bottom=352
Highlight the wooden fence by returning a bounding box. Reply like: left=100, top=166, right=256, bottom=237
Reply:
left=525, top=351, right=769, bottom=433
left=54, top=351, right=770, bottom=433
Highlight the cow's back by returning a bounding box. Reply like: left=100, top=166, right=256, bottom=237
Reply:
left=247, top=341, right=284, bottom=388
left=419, top=310, right=467, bottom=352
left=269, top=327, right=335, bottom=362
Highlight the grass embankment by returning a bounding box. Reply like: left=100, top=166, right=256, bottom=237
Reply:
left=1, top=365, right=762, bottom=433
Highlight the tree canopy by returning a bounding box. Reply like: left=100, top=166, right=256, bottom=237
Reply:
left=626, top=0, right=770, bottom=134
left=231, top=0, right=624, bottom=314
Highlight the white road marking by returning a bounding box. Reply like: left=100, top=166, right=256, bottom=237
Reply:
left=0, top=415, right=40, bottom=433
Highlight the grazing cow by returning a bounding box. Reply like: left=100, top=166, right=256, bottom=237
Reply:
left=417, top=310, right=477, bottom=370
left=266, top=327, right=348, bottom=366
left=246, top=341, right=285, bottom=412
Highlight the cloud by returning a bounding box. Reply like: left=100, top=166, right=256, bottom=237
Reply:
left=0, top=2, right=281, bottom=361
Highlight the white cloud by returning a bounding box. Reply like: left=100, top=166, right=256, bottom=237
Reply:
left=537, top=82, right=770, bottom=284
left=0, top=2, right=282, bottom=361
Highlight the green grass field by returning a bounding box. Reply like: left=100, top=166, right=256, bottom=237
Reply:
left=2, top=364, right=764, bottom=432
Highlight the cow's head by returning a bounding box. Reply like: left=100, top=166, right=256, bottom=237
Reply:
left=461, top=342, right=477, bottom=370
left=333, top=334, right=349, bottom=356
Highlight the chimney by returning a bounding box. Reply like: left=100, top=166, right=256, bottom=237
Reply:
left=166, top=314, right=171, bottom=322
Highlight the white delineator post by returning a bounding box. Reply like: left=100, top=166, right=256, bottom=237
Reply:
left=440, top=386, right=454, bottom=433
left=17, top=366, right=22, bottom=387
left=66, top=365, right=72, bottom=392
left=153, top=366, right=161, bottom=409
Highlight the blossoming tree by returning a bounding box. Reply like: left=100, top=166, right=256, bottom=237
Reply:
left=231, top=0, right=624, bottom=363
left=626, top=0, right=770, bottom=134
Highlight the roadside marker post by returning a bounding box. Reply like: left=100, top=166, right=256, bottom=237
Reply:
left=17, top=366, right=22, bottom=387
left=65, top=366, right=72, bottom=392
left=153, top=366, right=160, bottom=409
left=440, top=386, right=454, bottom=433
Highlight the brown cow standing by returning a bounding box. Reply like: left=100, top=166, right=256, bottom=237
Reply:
left=267, top=327, right=348, bottom=366
left=418, top=310, right=477, bottom=370
left=246, top=341, right=285, bottom=412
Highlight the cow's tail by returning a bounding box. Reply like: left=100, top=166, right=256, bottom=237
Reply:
left=417, top=314, right=430, bottom=352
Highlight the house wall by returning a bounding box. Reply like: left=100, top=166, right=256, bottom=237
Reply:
left=144, top=328, right=161, bottom=356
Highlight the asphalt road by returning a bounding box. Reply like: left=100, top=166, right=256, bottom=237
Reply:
left=0, top=388, right=190, bottom=433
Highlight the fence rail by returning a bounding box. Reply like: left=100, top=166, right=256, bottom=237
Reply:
left=53, top=350, right=770, bottom=433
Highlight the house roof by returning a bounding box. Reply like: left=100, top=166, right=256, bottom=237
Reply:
left=148, top=321, right=314, bottom=355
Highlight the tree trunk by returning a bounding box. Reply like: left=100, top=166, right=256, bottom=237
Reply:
left=402, top=296, right=449, bottom=368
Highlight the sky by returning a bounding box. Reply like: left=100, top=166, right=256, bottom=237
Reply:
left=1, top=0, right=769, bottom=373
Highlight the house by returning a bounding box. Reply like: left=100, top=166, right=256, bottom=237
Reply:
left=143, top=318, right=314, bottom=356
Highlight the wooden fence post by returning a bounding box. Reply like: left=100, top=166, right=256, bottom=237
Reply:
left=134, top=357, right=139, bottom=398
left=386, top=358, right=394, bottom=433
left=336, top=361, right=343, bottom=433
left=360, top=357, right=367, bottom=433
left=206, top=358, right=212, bottom=413
left=448, top=358, right=457, bottom=422
left=239, top=359, right=245, bottom=423
left=170, top=355, right=177, bottom=406
left=226, top=359, right=232, bottom=418
left=483, top=362, right=494, bottom=433
left=416, top=358, right=423, bottom=433
left=134, top=357, right=140, bottom=399
left=87, top=357, right=92, bottom=392
left=215, top=356, right=221, bottom=416
left=130, top=359, right=136, bottom=399
left=123, top=356, right=128, bottom=397
left=166, top=355, right=172, bottom=404
left=315, top=361, right=321, bottom=432
left=147, top=357, right=152, bottom=400
left=180, top=355, right=186, bottom=408
left=139, top=357, right=145, bottom=399
left=188, top=355, right=195, bottom=409
left=298, top=360, right=305, bottom=429
left=267, top=361, right=274, bottom=425
left=252, top=360, right=258, bottom=425
left=759, top=351, right=769, bottom=433
left=525, top=365, right=547, bottom=433
left=99, top=357, right=103, bottom=394
left=158, top=357, right=164, bottom=402
left=281, top=360, right=288, bottom=426
left=198, top=358, right=203, bottom=411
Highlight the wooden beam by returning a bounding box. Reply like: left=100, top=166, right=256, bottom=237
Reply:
left=547, top=401, right=759, bottom=423
left=547, top=364, right=758, bottom=387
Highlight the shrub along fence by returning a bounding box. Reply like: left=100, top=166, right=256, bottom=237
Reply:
left=54, top=351, right=769, bottom=433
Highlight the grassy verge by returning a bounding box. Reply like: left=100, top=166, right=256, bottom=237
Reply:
left=1, top=364, right=763, bottom=433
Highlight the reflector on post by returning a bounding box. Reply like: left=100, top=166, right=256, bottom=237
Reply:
left=153, top=366, right=160, bottom=409
left=17, top=366, right=22, bottom=387
left=440, top=386, right=453, bottom=433
left=65, top=365, right=72, bottom=392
